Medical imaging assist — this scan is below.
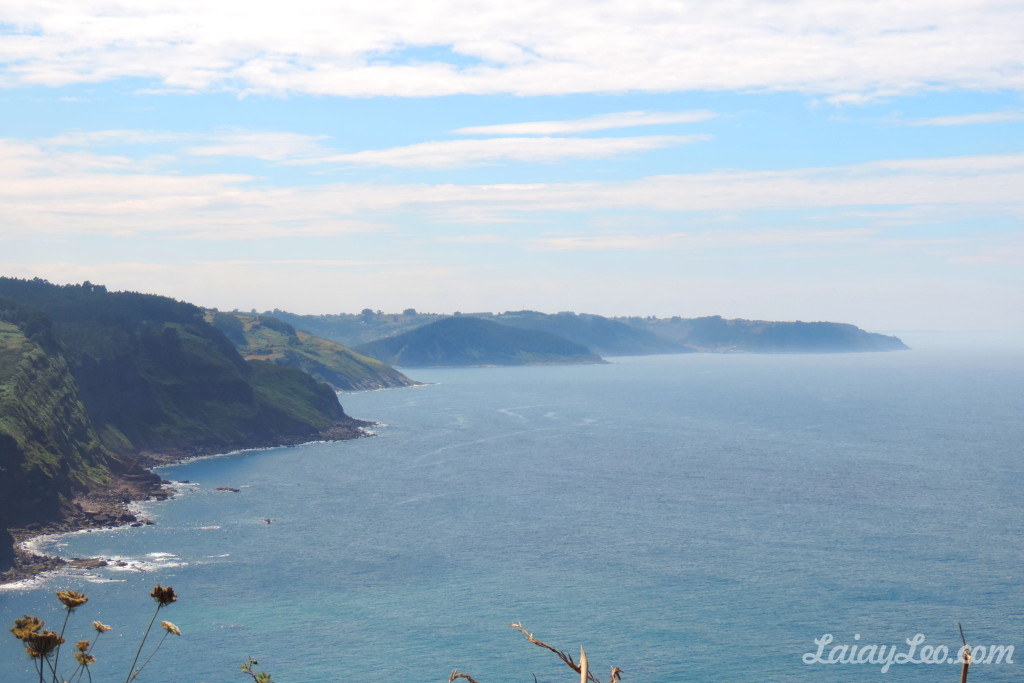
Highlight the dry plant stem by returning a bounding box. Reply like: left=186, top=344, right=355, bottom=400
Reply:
left=448, top=672, right=481, bottom=683
left=124, top=605, right=162, bottom=683
left=509, top=623, right=604, bottom=683
left=43, top=654, right=59, bottom=683
left=131, top=630, right=171, bottom=680
left=70, top=633, right=102, bottom=683
left=52, top=610, right=72, bottom=679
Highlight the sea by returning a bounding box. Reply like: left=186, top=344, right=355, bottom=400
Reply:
left=1, top=332, right=1021, bottom=683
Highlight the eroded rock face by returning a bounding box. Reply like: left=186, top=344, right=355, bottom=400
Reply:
left=0, top=528, right=14, bottom=572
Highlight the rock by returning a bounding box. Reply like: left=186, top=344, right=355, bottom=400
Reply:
left=130, top=522, right=143, bottom=527
left=215, top=487, right=241, bottom=493
left=69, top=557, right=108, bottom=569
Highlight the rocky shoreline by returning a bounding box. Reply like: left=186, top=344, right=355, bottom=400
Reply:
left=0, top=419, right=374, bottom=586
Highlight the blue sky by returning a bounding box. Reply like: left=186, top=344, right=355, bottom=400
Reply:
left=1, top=2, right=1022, bottom=332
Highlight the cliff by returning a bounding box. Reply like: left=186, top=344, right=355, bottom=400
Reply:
left=0, top=278, right=370, bottom=576
left=0, top=322, right=116, bottom=529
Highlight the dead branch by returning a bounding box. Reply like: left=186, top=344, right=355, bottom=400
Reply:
left=510, top=622, right=621, bottom=683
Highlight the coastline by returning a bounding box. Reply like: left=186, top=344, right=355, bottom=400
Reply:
left=0, top=418, right=375, bottom=586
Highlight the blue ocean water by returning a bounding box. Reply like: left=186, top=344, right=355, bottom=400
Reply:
left=2, top=339, right=1022, bottom=682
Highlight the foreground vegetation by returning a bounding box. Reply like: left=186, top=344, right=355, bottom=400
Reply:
left=10, top=588, right=622, bottom=683
left=9, top=586, right=180, bottom=683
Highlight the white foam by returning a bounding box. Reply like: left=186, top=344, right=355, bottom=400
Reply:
left=0, top=576, right=45, bottom=592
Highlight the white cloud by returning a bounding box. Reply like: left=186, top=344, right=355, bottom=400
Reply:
left=301, top=135, right=709, bottom=168
left=186, top=132, right=331, bottom=162
left=949, top=245, right=1024, bottom=265
left=42, top=130, right=197, bottom=147
left=529, top=228, right=878, bottom=251
left=1, top=1, right=1022, bottom=97
left=908, top=111, right=1024, bottom=126
left=39, top=127, right=707, bottom=168
left=453, top=111, right=718, bottom=136
left=438, top=235, right=510, bottom=244
left=2, top=137, right=1023, bottom=240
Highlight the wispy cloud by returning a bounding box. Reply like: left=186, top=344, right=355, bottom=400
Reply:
left=949, top=246, right=1024, bottom=265
left=38, top=127, right=708, bottom=168
left=1, top=2, right=1022, bottom=98
left=300, top=135, right=709, bottom=168
left=530, top=229, right=878, bottom=252
left=908, top=111, right=1024, bottom=126
left=3, top=138, right=1023, bottom=239
left=42, top=130, right=197, bottom=147
left=453, top=110, right=717, bottom=136
left=438, top=235, right=510, bottom=244
left=186, top=132, right=331, bottom=162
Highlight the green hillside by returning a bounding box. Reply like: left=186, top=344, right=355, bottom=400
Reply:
left=264, top=308, right=907, bottom=355
left=0, top=278, right=369, bottom=571
left=206, top=310, right=417, bottom=390
left=355, top=316, right=605, bottom=367
left=621, top=315, right=909, bottom=352
left=265, top=308, right=444, bottom=347
left=483, top=310, right=691, bottom=356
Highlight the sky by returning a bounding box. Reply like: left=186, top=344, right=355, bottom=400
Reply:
left=1, top=1, right=1022, bottom=333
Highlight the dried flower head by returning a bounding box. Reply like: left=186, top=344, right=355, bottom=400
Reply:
left=150, top=584, right=177, bottom=606
left=74, top=652, right=97, bottom=667
left=23, top=630, right=64, bottom=659
left=92, top=621, right=112, bottom=633
left=160, top=621, right=181, bottom=636
left=10, top=615, right=44, bottom=641
left=57, top=590, right=89, bottom=610
left=76, top=640, right=91, bottom=652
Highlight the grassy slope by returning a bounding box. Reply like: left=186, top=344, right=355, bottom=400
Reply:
left=355, top=316, right=604, bottom=367
left=0, top=279, right=362, bottom=456
left=621, top=315, right=909, bottom=352
left=206, top=310, right=416, bottom=390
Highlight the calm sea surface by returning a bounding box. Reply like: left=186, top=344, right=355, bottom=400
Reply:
left=2, top=337, right=1022, bottom=682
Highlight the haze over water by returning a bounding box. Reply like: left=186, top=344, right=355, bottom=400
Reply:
left=2, top=337, right=1021, bottom=682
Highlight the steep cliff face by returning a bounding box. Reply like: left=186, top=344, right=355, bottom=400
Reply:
left=0, top=322, right=115, bottom=537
